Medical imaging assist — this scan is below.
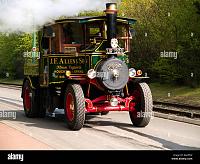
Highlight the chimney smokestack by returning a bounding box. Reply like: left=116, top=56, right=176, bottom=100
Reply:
left=105, top=3, right=117, bottom=48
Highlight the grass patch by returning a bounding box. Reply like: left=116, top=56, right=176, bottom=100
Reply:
left=149, top=83, right=200, bottom=106
left=0, top=78, right=23, bottom=85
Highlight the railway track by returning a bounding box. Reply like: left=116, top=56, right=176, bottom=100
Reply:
left=153, top=101, right=200, bottom=126
left=153, top=101, right=200, bottom=119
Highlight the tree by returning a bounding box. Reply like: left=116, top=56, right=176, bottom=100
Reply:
left=119, top=0, right=200, bottom=86
left=0, top=33, right=32, bottom=79
left=194, top=1, right=200, bottom=15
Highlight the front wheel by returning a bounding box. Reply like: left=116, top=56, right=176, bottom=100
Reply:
left=64, top=84, right=85, bottom=130
left=129, top=82, right=153, bottom=127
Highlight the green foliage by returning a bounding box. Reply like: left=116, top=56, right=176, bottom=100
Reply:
left=0, top=33, right=32, bottom=79
left=120, top=0, right=200, bottom=86
left=194, top=1, right=200, bottom=15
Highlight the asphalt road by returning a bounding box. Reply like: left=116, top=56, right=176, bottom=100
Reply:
left=0, top=85, right=200, bottom=150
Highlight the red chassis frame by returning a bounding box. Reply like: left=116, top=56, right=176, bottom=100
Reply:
left=78, top=78, right=137, bottom=113
left=85, top=95, right=136, bottom=113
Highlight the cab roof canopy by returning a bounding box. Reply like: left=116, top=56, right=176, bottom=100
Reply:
left=55, top=16, right=136, bottom=25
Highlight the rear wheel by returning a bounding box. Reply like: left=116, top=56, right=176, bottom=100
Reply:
left=22, top=80, right=39, bottom=117
left=64, top=84, right=85, bottom=130
left=129, top=82, right=153, bottom=127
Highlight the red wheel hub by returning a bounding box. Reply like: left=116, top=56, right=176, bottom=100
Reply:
left=24, top=87, right=31, bottom=111
left=130, top=88, right=142, bottom=117
left=66, top=93, right=75, bottom=121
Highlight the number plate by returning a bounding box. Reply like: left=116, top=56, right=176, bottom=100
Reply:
left=106, top=48, right=124, bottom=54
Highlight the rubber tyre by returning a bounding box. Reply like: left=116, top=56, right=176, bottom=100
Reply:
left=101, top=111, right=109, bottom=115
left=22, top=80, right=39, bottom=117
left=38, top=88, right=46, bottom=118
left=129, top=82, right=153, bottom=127
left=64, top=84, right=85, bottom=130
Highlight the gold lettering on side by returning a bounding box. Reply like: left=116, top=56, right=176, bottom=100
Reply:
left=54, top=58, right=58, bottom=64
left=49, top=56, right=90, bottom=79
left=50, top=58, right=53, bottom=64
left=50, top=57, right=88, bottom=65
left=59, top=58, right=64, bottom=64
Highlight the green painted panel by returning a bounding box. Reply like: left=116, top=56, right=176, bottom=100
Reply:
left=91, top=55, right=107, bottom=68
left=49, top=55, right=90, bottom=82
left=117, top=54, right=130, bottom=67
left=24, top=51, right=40, bottom=76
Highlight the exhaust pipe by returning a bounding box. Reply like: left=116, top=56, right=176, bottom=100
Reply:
left=105, top=3, right=117, bottom=48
